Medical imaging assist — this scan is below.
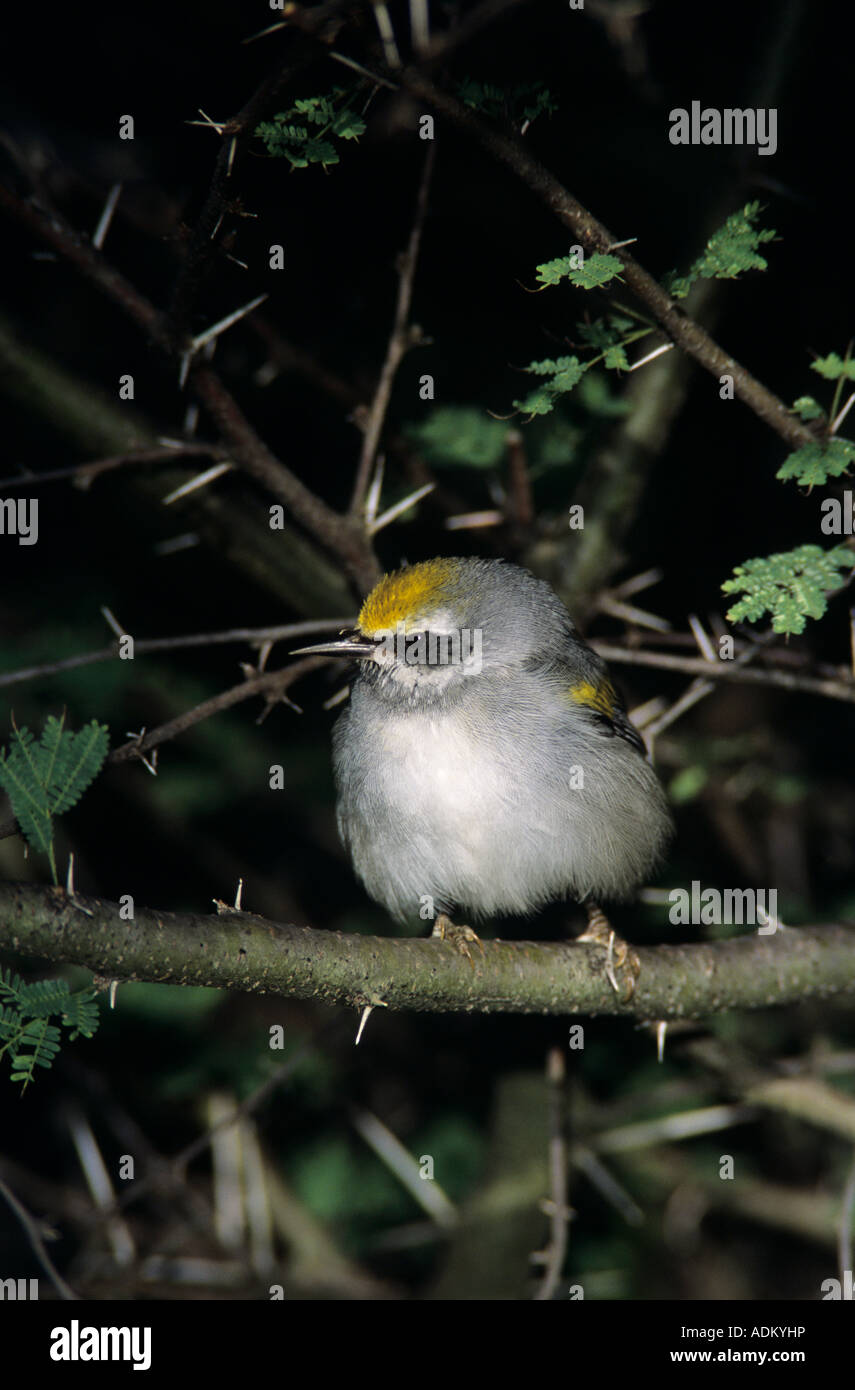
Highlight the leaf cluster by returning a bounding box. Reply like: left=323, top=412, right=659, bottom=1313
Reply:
left=513, top=311, right=642, bottom=416
left=0, top=967, right=99, bottom=1091
left=722, top=544, right=855, bottom=635
left=666, top=202, right=777, bottom=299
left=457, top=79, right=558, bottom=129
left=0, top=714, right=109, bottom=882
left=256, top=89, right=366, bottom=168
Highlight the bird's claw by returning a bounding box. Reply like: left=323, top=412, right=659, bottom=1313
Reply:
left=432, top=912, right=485, bottom=967
left=577, top=904, right=640, bottom=1001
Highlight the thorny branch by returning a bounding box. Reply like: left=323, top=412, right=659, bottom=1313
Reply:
left=0, top=619, right=351, bottom=690
left=0, top=183, right=380, bottom=595
left=0, top=659, right=326, bottom=842
left=1, top=881, right=854, bottom=1021
left=318, top=57, right=817, bottom=456
left=349, top=141, right=436, bottom=514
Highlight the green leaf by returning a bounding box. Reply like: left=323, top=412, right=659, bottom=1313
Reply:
left=689, top=201, right=776, bottom=279
left=0, top=724, right=52, bottom=853
left=513, top=356, right=588, bottom=417
left=63, top=989, right=100, bottom=1040
left=17, top=977, right=70, bottom=1018
left=330, top=109, right=366, bottom=140
left=576, top=371, right=631, bottom=418
left=722, top=544, right=855, bottom=634
left=665, top=271, right=693, bottom=300
left=536, top=255, right=583, bottom=287
left=293, top=97, right=335, bottom=124
left=255, top=87, right=365, bottom=168
left=0, top=715, right=109, bottom=877
left=535, top=252, right=623, bottom=291
left=404, top=406, right=509, bottom=469
left=576, top=317, right=624, bottom=348
left=303, top=139, right=338, bottom=167
left=669, top=766, right=710, bottom=804
left=457, top=79, right=557, bottom=128
left=603, top=344, right=630, bottom=371
left=668, top=202, right=776, bottom=299
left=0, top=966, right=100, bottom=1089
left=792, top=396, right=825, bottom=422
left=457, top=79, right=505, bottom=117
left=10, top=1019, right=62, bottom=1091
left=776, top=437, right=855, bottom=487
left=521, top=86, right=559, bottom=122
left=0, top=968, right=25, bottom=1003
left=810, top=353, right=855, bottom=382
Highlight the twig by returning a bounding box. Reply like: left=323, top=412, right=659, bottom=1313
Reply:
left=504, top=429, right=535, bottom=530
left=592, top=642, right=855, bottom=705
left=371, top=2, right=401, bottom=68
left=840, top=1150, right=855, bottom=1283
left=188, top=294, right=268, bottom=355
left=533, top=1048, right=569, bottom=1300
left=0, top=619, right=352, bottom=690
left=162, top=462, right=233, bottom=504
left=0, top=1176, right=79, bottom=1301
left=570, top=1146, right=644, bottom=1227
left=594, top=1104, right=756, bottom=1153
left=642, top=677, right=716, bottom=742
left=351, top=1108, right=457, bottom=1227
left=349, top=143, right=436, bottom=514
left=368, top=481, right=434, bottom=535
left=0, top=444, right=226, bottom=491
left=91, top=183, right=122, bottom=250
left=0, top=657, right=329, bottom=841
left=106, top=656, right=328, bottom=768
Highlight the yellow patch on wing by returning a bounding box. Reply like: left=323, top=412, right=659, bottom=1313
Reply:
left=567, top=678, right=617, bottom=719
left=358, top=559, right=458, bottom=634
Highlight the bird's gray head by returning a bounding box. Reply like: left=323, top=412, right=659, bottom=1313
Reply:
left=292, top=557, right=577, bottom=700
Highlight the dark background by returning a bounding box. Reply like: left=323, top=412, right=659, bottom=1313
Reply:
left=0, top=0, right=853, bottom=1301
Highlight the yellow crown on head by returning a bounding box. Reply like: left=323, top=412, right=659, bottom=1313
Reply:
left=358, top=559, right=459, bottom=635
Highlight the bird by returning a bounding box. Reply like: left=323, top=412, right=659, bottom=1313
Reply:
left=293, top=556, right=673, bottom=995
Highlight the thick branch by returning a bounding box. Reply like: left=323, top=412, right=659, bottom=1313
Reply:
left=1, top=882, right=853, bottom=1020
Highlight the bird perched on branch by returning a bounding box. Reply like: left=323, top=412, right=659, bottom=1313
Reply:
left=294, top=557, right=673, bottom=996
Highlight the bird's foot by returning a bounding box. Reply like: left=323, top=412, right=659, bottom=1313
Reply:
left=432, top=912, right=484, bottom=967
left=576, top=902, right=640, bottom=1001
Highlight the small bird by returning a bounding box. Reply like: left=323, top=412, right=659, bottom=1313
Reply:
left=294, top=557, right=673, bottom=993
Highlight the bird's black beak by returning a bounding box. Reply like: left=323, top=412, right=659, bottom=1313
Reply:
left=290, top=628, right=376, bottom=659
